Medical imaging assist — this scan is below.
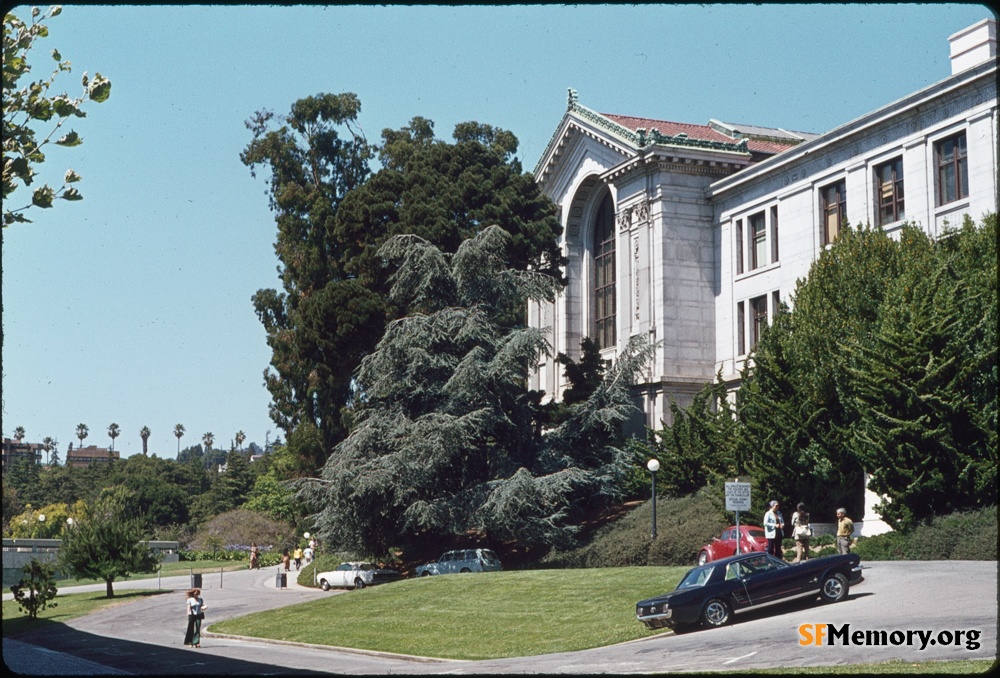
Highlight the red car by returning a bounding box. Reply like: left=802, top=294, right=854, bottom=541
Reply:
left=697, top=525, right=768, bottom=564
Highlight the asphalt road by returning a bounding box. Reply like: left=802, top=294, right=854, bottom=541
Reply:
left=4, top=561, right=997, bottom=675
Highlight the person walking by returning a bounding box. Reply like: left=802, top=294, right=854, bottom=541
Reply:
left=183, top=588, right=206, bottom=648
left=836, top=508, right=854, bottom=554
left=791, top=502, right=812, bottom=562
left=764, top=500, right=785, bottom=559
left=282, top=549, right=291, bottom=572
left=249, top=542, right=260, bottom=570
left=293, top=546, right=303, bottom=571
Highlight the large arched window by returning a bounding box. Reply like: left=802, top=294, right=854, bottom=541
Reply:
left=593, top=193, right=616, bottom=349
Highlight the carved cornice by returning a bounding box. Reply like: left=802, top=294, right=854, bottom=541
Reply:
left=537, top=89, right=752, bottom=182
left=616, top=197, right=652, bottom=232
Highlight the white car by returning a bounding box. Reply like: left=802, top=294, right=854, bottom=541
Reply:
left=316, top=561, right=401, bottom=590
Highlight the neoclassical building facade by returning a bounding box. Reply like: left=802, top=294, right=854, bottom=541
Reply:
left=528, top=19, right=997, bottom=439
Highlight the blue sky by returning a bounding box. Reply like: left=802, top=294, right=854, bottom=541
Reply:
left=2, top=3, right=993, bottom=459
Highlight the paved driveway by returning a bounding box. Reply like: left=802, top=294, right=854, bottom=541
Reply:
left=4, top=561, right=997, bottom=674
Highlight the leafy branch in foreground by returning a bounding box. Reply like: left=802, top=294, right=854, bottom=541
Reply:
left=3, top=5, right=112, bottom=226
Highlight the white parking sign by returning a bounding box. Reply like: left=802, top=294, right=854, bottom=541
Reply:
left=725, top=482, right=751, bottom=512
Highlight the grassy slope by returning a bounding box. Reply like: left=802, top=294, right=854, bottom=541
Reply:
left=212, top=567, right=683, bottom=660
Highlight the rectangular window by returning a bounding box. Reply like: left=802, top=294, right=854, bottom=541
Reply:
left=820, top=180, right=847, bottom=246
left=750, top=295, right=768, bottom=350
left=935, top=132, right=968, bottom=205
left=770, top=205, right=779, bottom=263
left=749, top=212, right=766, bottom=270
left=594, top=195, right=616, bottom=350
left=737, top=301, right=745, bottom=356
left=595, top=244, right=616, bottom=350
left=874, top=157, right=905, bottom=226
left=772, top=290, right=781, bottom=317
left=735, top=219, right=744, bottom=275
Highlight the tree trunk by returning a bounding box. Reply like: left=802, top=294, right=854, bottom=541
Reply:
left=105, top=578, right=115, bottom=598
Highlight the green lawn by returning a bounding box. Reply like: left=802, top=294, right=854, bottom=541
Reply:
left=52, top=559, right=247, bottom=588
left=212, top=567, right=684, bottom=659
left=738, top=660, right=995, bottom=674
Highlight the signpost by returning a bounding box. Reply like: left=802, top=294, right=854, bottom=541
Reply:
left=725, top=480, right=752, bottom=553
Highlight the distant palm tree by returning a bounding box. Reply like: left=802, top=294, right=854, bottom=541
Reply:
left=202, top=432, right=214, bottom=453
left=235, top=430, right=246, bottom=452
left=140, top=426, right=151, bottom=455
left=174, top=424, right=185, bottom=455
left=13, top=426, right=26, bottom=442
left=76, top=423, right=89, bottom=448
left=42, top=436, right=55, bottom=465
left=107, top=423, right=120, bottom=452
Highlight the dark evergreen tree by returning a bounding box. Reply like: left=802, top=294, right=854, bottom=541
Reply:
left=298, top=228, right=650, bottom=556
left=638, top=376, right=740, bottom=498
left=58, top=491, right=160, bottom=598
left=844, top=218, right=997, bottom=528
left=243, top=99, right=562, bottom=464
left=557, top=337, right=606, bottom=406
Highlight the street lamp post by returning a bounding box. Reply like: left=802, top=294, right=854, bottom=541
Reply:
left=647, top=459, right=660, bottom=540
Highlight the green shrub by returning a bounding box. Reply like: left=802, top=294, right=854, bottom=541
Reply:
left=815, top=546, right=839, bottom=558
left=811, top=534, right=836, bottom=547
left=852, top=507, right=996, bottom=560
left=854, top=532, right=908, bottom=560
left=542, top=490, right=728, bottom=568
left=906, top=506, right=997, bottom=560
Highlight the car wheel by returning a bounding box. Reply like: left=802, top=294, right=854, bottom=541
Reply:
left=700, top=598, right=732, bottom=628
left=460, top=568, right=471, bottom=573
left=697, top=551, right=710, bottom=566
left=820, top=572, right=848, bottom=603
left=420, top=571, right=431, bottom=577
left=321, top=580, right=330, bottom=591
left=354, top=577, right=365, bottom=590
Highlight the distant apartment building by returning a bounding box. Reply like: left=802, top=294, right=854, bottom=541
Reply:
left=1, top=438, right=43, bottom=468
left=66, top=444, right=120, bottom=468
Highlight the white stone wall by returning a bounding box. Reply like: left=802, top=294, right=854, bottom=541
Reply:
left=711, top=61, right=997, bottom=379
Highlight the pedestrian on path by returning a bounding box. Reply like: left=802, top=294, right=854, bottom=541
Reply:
left=293, top=546, right=303, bottom=571
left=183, top=588, right=206, bottom=648
left=282, top=549, right=291, bottom=572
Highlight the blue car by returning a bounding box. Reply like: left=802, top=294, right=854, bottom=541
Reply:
left=636, top=552, right=864, bottom=631
left=415, top=549, right=502, bottom=576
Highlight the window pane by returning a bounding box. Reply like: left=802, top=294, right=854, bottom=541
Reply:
left=593, top=194, right=615, bottom=349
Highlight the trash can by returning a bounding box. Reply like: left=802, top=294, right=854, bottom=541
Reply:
left=190, top=573, right=202, bottom=589
left=275, top=572, right=287, bottom=589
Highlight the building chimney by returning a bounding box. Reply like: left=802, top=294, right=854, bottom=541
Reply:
left=949, top=18, right=997, bottom=75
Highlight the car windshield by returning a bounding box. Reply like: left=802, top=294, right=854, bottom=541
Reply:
left=747, top=529, right=766, bottom=538
left=677, top=565, right=714, bottom=589
left=481, top=550, right=499, bottom=562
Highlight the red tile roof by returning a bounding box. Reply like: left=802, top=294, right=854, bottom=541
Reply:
left=603, top=114, right=733, bottom=143
left=601, top=113, right=800, bottom=156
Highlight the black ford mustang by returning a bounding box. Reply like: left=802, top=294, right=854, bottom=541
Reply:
left=636, top=552, right=864, bottom=631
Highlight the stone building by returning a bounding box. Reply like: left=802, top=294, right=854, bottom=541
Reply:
left=528, top=18, right=997, bottom=437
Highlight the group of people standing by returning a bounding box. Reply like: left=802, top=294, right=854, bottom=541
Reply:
left=249, top=539, right=317, bottom=571
left=763, top=500, right=854, bottom=561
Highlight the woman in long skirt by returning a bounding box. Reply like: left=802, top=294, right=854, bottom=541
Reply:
left=183, top=588, right=206, bottom=648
